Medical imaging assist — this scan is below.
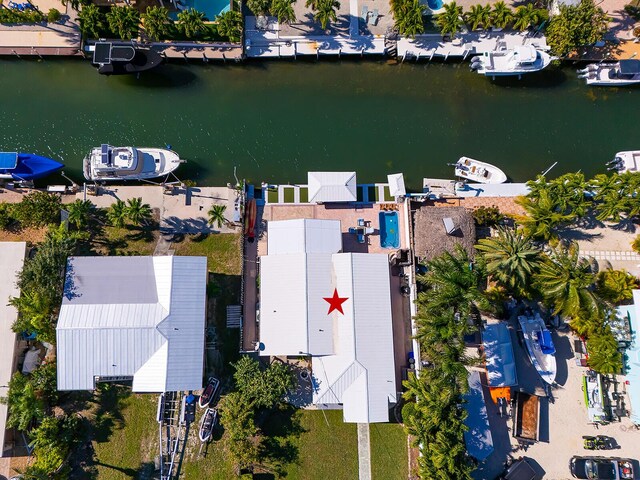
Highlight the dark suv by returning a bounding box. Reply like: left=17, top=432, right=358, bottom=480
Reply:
left=570, top=456, right=635, bottom=480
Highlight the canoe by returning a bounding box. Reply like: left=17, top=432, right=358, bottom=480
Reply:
left=198, top=407, right=217, bottom=442
left=198, top=377, right=220, bottom=409
left=245, top=198, right=257, bottom=241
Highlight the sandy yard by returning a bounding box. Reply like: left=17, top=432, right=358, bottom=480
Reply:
left=474, top=318, right=640, bottom=480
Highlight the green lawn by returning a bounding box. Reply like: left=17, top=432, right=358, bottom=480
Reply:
left=267, top=188, right=279, bottom=203
left=370, top=423, right=409, bottom=480
left=172, top=233, right=242, bottom=275
left=299, top=187, right=309, bottom=203
left=283, top=187, right=295, bottom=203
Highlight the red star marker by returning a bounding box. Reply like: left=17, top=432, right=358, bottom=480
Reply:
left=323, top=288, right=348, bottom=315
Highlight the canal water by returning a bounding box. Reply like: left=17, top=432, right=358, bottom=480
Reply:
left=1, top=58, right=639, bottom=190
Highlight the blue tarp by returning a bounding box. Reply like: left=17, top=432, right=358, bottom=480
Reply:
left=538, top=329, right=556, bottom=355
left=463, top=371, right=494, bottom=461
left=619, top=291, right=640, bottom=424
left=483, top=323, right=518, bottom=387
left=0, top=152, right=18, bottom=169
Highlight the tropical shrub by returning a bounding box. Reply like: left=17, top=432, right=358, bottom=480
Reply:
left=391, top=0, right=426, bottom=37
left=216, top=10, right=243, bottom=42
left=232, top=356, right=295, bottom=409
left=465, top=3, right=492, bottom=31
left=512, top=3, right=546, bottom=31
left=142, top=6, right=170, bottom=41
left=177, top=8, right=207, bottom=38
left=306, top=0, right=341, bottom=29
left=271, top=0, right=297, bottom=24
left=65, top=199, right=94, bottom=230
left=106, top=5, right=140, bottom=40
left=47, top=8, right=61, bottom=22
left=625, top=4, right=640, bottom=20
left=11, top=191, right=61, bottom=228
left=633, top=235, right=640, bottom=254
left=247, top=0, right=272, bottom=15
left=218, top=392, right=261, bottom=472
left=0, top=372, right=46, bottom=431
left=0, top=202, right=14, bottom=229
left=472, top=206, right=504, bottom=227
left=436, top=1, right=463, bottom=38
left=26, top=415, right=79, bottom=476
left=491, top=1, right=513, bottom=29
left=596, top=269, right=638, bottom=304
left=546, top=0, right=608, bottom=57
left=0, top=7, right=45, bottom=23
left=78, top=4, right=106, bottom=39
left=586, top=325, right=623, bottom=374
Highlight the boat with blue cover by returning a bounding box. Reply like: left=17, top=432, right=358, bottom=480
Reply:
left=518, top=313, right=557, bottom=385
left=0, top=152, right=64, bottom=182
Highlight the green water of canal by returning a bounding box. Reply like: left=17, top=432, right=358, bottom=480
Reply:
left=1, top=58, right=638, bottom=190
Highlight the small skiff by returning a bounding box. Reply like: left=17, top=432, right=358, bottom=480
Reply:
left=454, top=157, right=508, bottom=184
left=199, top=407, right=218, bottom=442
left=198, top=377, right=221, bottom=409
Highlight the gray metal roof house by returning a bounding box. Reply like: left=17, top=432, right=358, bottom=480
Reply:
left=56, top=256, right=207, bottom=392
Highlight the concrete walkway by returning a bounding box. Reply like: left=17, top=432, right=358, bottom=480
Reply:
left=357, top=423, right=372, bottom=480
left=580, top=250, right=640, bottom=261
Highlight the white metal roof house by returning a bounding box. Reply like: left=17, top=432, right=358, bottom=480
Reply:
left=307, top=171, right=357, bottom=203
left=260, top=219, right=396, bottom=423
left=57, top=255, right=207, bottom=393
left=0, top=242, right=26, bottom=457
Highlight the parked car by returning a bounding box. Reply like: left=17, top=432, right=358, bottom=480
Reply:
left=570, top=456, right=634, bottom=480
left=500, top=457, right=538, bottom=480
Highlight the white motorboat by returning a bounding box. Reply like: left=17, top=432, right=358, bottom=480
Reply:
left=577, top=60, right=640, bottom=86
left=606, top=150, right=639, bottom=174
left=83, top=144, right=183, bottom=181
left=470, top=42, right=553, bottom=78
left=518, top=314, right=556, bottom=385
left=583, top=371, right=609, bottom=423
left=454, top=157, right=508, bottom=184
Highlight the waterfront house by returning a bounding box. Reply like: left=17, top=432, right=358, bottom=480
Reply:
left=56, top=256, right=207, bottom=392
left=616, top=290, right=640, bottom=424
left=0, top=242, right=26, bottom=457
left=258, top=219, right=397, bottom=423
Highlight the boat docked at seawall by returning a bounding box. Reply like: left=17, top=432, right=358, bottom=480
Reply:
left=0, top=152, right=63, bottom=182
left=83, top=144, right=183, bottom=181
left=518, top=313, right=557, bottom=385
left=577, top=60, right=640, bottom=86
left=470, top=42, right=553, bottom=78
left=454, top=157, right=508, bottom=184
left=607, top=151, right=639, bottom=174
left=86, top=42, right=163, bottom=76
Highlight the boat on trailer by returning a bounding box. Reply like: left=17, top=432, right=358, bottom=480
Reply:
left=0, top=152, right=63, bottom=182
left=583, top=371, right=610, bottom=424
left=453, top=157, right=508, bottom=184
left=470, top=43, right=553, bottom=78
left=87, top=41, right=163, bottom=76
left=198, top=407, right=218, bottom=442
left=606, top=151, right=639, bottom=174
left=83, top=144, right=183, bottom=182
left=198, top=377, right=221, bottom=409
left=577, top=60, right=640, bottom=86
left=518, top=313, right=556, bottom=385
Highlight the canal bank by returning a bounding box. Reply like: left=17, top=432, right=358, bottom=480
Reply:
left=1, top=58, right=639, bottom=188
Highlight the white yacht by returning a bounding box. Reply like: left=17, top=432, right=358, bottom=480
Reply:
left=83, top=144, right=183, bottom=181
left=577, top=60, right=640, bottom=86
left=606, top=150, right=639, bottom=174
left=470, top=43, right=553, bottom=78
left=454, top=156, right=508, bottom=184
left=518, top=313, right=557, bottom=385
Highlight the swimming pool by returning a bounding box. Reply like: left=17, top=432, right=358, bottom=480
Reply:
left=426, top=0, right=443, bottom=10
left=169, top=0, right=230, bottom=21
left=379, top=212, right=400, bottom=249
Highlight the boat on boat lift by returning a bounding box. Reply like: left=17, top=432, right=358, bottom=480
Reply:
left=606, top=150, right=639, bottom=174
left=83, top=144, right=184, bottom=182
left=453, top=157, right=508, bottom=184
left=577, top=60, right=640, bottom=86
left=0, top=152, right=64, bottom=182
left=470, top=42, right=553, bottom=78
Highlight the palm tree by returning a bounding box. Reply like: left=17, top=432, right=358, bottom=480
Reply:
left=66, top=199, right=93, bottom=230
left=465, top=4, right=491, bottom=31
left=216, top=10, right=243, bottom=42
left=590, top=173, right=626, bottom=222
left=512, top=3, right=542, bottom=31
left=106, top=5, right=140, bottom=40
left=491, top=1, right=512, bottom=29
left=436, top=1, right=463, bottom=38
left=125, top=197, right=152, bottom=226
left=476, top=227, right=542, bottom=296
left=107, top=199, right=127, bottom=228
left=9, top=289, right=54, bottom=340
left=271, top=0, right=297, bottom=24
left=141, top=6, right=170, bottom=41
left=515, top=190, right=574, bottom=241
left=208, top=204, right=227, bottom=228
left=549, top=172, right=591, bottom=219
left=177, top=8, right=207, bottom=38
left=534, top=242, right=600, bottom=319
left=247, top=0, right=272, bottom=15
left=392, top=0, right=425, bottom=37
left=586, top=326, right=622, bottom=374
left=78, top=4, right=105, bottom=39
left=306, top=0, right=340, bottom=30
left=596, top=269, right=638, bottom=303
left=418, top=244, right=489, bottom=317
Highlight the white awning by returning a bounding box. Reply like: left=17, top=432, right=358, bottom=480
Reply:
left=387, top=173, right=406, bottom=197
left=308, top=171, right=357, bottom=203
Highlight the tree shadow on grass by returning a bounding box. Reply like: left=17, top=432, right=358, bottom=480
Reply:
left=256, top=404, right=307, bottom=475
